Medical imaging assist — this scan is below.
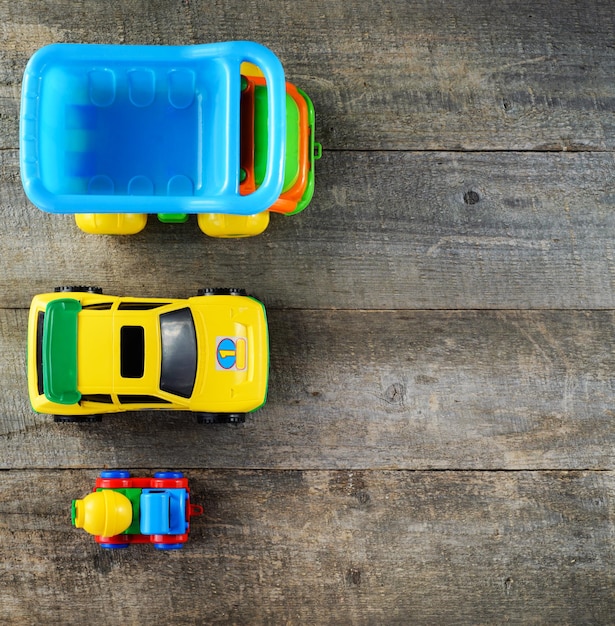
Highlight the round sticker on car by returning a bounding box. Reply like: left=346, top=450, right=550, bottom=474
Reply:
left=216, top=337, right=247, bottom=371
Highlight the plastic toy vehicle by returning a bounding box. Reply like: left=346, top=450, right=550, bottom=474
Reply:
left=20, top=41, right=321, bottom=237
left=72, top=470, right=203, bottom=550
left=27, top=287, right=268, bottom=422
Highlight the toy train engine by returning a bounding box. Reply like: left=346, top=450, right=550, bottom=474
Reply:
left=72, top=471, right=203, bottom=550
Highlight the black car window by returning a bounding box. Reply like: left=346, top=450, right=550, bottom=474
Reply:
left=118, top=302, right=170, bottom=310
left=82, top=303, right=113, bottom=310
left=120, top=326, right=145, bottom=378
left=80, top=394, right=113, bottom=404
left=159, top=308, right=197, bottom=398
left=118, top=395, right=171, bottom=404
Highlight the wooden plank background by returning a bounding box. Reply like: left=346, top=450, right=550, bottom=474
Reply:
left=1, top=0, right=614, bottom=624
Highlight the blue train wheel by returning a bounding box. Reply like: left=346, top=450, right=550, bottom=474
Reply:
left=154, top=543, right=183, bottom=550
left=153, top=471, right=184, bottom=479
left=100, top=470, right=131, bottom=479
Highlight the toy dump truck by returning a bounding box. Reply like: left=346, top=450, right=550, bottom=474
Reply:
left=20, top=41, right=320, bottom=237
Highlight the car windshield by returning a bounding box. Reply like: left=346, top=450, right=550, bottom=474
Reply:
left=159, top=308, right=197, bottom=398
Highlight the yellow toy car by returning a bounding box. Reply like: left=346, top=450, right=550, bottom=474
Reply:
left=27, top=287, right=268, bottom=423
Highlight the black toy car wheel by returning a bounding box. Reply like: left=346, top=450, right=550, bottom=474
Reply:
left=197, top=288, right=246, bottom=296
left=197, top=412, right=246, bottom=425
left=54, top=286, right=103, bottom=294
left=53, top=415, right=102, bottom=423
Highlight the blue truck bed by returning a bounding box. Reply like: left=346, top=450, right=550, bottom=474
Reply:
left=20, top=41, right=287, bottom=216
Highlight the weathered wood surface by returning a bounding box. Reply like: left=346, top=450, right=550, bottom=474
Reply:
left=3, top=149, right=615, bottom=310
left=1, top=0, right=614, bottom=624
left=1, top=470, right=613, bottom=625
left=2, top=308, right=614, bottom=471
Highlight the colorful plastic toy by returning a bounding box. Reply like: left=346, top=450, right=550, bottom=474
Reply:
left=20, top=42, right=321, bottom=237
left=27, top=287, right=269, bottom=422
left=72, top=470, right=203, bottom=550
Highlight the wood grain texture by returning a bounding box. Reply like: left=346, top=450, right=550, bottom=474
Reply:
left=1, top=0, right=614, bottom=623
left=1, top=469, right=613, bottom=625
left=2, top=0, right=615, bottom=150
left=3, top=149, right=615, bottom=310
left=3, top=308, right=613, bottom=471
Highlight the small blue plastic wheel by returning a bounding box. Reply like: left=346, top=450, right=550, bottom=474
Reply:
left=154, top=542, right=183, bottom=550
left=100, top=470, right=131, bottom=479
left=153, top=471, right=184, bottom=479
left=100, top=543, right=129, bottom=549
